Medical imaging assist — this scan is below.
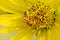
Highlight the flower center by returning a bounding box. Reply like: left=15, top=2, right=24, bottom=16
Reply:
left=24, top=1, right=56, bottom=30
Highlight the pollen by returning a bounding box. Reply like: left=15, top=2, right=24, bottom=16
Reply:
left=24, top=1, right=56, bottom=31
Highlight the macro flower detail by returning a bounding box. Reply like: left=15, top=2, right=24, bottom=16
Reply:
left=0, top=0, right=60, bottom=40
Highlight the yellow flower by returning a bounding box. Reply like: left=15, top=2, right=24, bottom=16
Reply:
left=0, top=0, right=60, bottom=40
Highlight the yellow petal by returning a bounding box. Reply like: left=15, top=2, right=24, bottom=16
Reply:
left=0, top=12, right=26, bottom=34
left=36, top=31, right=45, bottom=40
left=20, top=30, right=36, bottom=40
left=0, top=0, right=29, bottom=13
left=11, top=27, right=35, bottom=40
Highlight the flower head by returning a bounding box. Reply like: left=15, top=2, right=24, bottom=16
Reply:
left=0, top=0, right=60, bottom=40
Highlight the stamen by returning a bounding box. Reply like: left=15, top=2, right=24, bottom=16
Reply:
left=24, top=1, right=56, bottom=31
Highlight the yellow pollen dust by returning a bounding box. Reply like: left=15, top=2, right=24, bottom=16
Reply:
left=24, top=1, right=56, bottom=30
